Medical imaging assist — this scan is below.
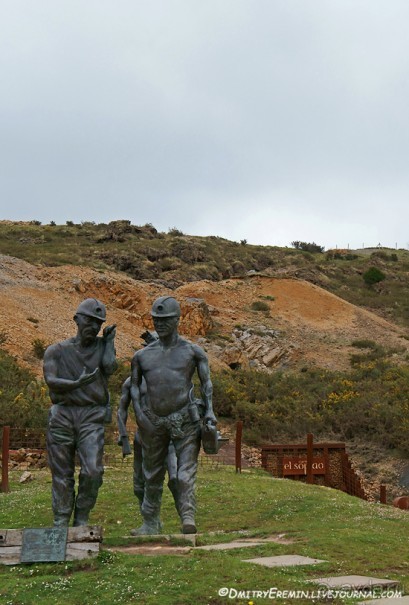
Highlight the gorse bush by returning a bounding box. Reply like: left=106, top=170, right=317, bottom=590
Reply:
left=10, top=381, right=50, bottom=428
left=291, top=241, right=325, bottom=253
left=212, top=358, right=409, bottom=455
left=251, top=300, right=270, bottom=312
left=32, top=338, right=48, bottom=359
left=351, top=339, right=378, bottom=349
left=0, top=350, right=49, bottom=427
left=363, top=266, right=386, bottom=286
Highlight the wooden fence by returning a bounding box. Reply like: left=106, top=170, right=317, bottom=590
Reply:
left=1, top=427, right=382, bottom=503
left=260, top=433, right=368, bottom=500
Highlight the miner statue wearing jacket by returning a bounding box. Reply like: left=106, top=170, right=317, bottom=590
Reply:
left=129, top=296, right=217, bottom=535
left=43, top=298, right=117, bottom=527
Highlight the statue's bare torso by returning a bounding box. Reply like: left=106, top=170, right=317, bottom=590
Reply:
left=133, top=337, right=206, bottom=417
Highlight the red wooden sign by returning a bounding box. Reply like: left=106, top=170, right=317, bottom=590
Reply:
left=282, top=456, right=326, bottom=476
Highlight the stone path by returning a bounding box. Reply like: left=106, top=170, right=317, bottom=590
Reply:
left=243, top=555, right=326, bottom=567
left=196, top=535, right=293, bottom=550
left=114, top=532, right=406, bottom=602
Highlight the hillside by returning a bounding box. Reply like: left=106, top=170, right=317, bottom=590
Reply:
left=0, top=254, right=408, bottom=376
left=1, top=220, right=409, bottom=330
left=2, top=224, right=409, bottom=498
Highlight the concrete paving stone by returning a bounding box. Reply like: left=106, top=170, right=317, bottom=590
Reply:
left=310, top=575, right=399, bottom=589
left=243, top=555, right=326, bottom=567
left=196, top=541, right=265, bottom=551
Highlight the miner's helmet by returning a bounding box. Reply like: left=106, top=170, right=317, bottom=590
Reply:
left=151, top=296, right=181, bottom=318
left=75, top=298, right=107, bottom=322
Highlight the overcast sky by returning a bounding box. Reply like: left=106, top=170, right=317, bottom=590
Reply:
left=0, top=1, right=408, bottom=250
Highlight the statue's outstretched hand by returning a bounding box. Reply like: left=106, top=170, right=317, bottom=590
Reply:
left=77, top=367, right=100, bottom=387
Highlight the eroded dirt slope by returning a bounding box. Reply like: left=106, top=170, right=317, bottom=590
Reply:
left=0, top=254, right=407, bottom=375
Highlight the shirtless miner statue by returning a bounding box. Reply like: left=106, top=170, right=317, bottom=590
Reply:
left=117, top=375, right=180, bottom=516
left=43, top=298, right=117, bottom=527
left=130, top=296, right=217, bottom=535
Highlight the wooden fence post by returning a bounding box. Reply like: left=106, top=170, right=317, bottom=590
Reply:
left=1, top=426, right=10, bottom=493
left=306, top=433, right=314, bottom=484
left=380, top=484, right=387, bottom=504
left=235, top=421, right=243, bottom=473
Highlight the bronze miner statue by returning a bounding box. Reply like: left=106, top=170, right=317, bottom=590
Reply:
left=118, top=376, right=180, bottom=519
left=43, top=298, right=117, bottom=527
left=124, top=295, right=217, bottom=535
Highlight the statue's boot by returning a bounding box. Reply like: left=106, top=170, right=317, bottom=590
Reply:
left=130, top=517, right=161, bottom=536
left=138, top=484, right=163, bottom=534
left=53, top=514, right=70, bottom=527
left=181, top=516, right=197, bottom=534
left=73, top=507, right=90, bottom=527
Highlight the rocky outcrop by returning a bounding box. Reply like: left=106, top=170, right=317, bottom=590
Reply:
left=180, top=298, right=214, bottom=337
left=201, top=325, right=291, bottom=372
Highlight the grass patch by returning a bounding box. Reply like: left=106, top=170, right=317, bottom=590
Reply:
left=1, top=467, right=408, bottom=604
left=351, top=339, right=378, bottom=349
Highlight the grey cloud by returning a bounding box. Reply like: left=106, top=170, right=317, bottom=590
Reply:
left=0, top=0, right=408, bottom=248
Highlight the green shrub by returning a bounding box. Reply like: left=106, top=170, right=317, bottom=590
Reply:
left=107, top=359, right=132, bottom=410
left=350, top=341, right=387, bottom=366
left=209, top=363, right=409, bottom=454
left=363, top=266, right=386, bottom=286
left=371, top=251, right=398, bottom=262
left=0, top=350, right=49, bottom=427
left=351, top=339, right=378, bottom=349
left=291, top=241, right=324, bottom=253
left=32, top=338, right=48, bottom=359
left=251, top=300, right=270, bottom=312
left=168, top=227, right=184, bottom=236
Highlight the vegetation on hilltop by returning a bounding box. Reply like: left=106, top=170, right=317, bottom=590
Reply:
left=1, top=220, right=409, bottom=328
